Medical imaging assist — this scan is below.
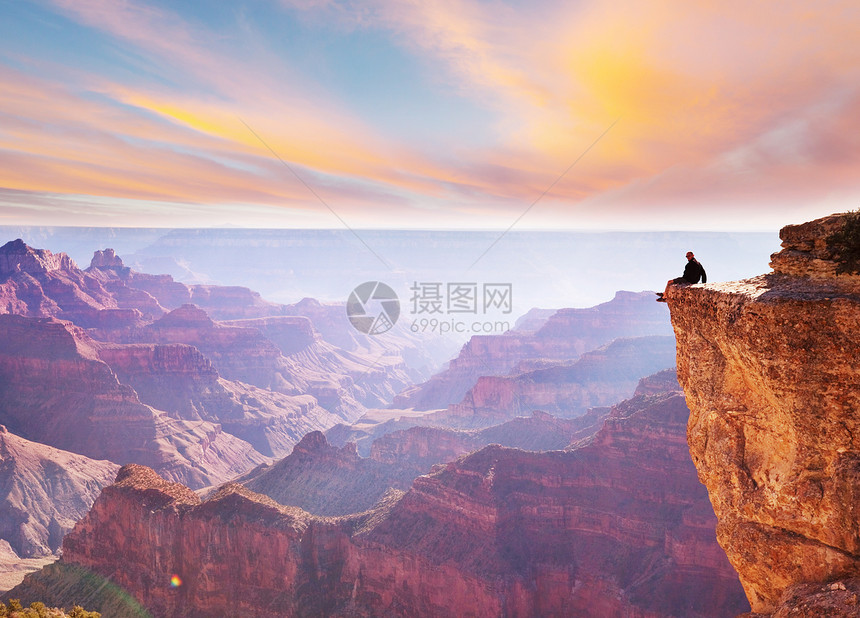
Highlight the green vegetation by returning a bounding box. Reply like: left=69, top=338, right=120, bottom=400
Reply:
left=5, top=563, right=150, bottom=618
left=0, top=599, right=99, bottom=617
left=828, top=209, right=860, bottom=274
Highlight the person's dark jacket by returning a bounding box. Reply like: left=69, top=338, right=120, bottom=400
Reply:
left=682, top=258, right=707, bottom=284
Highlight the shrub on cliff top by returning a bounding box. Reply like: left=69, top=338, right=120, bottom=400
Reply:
left=828, top=209, right=860, bottom=274
left=0, top=600, right=99, bottom=617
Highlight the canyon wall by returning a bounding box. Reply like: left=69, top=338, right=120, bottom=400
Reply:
left=0, top=239, right=431, bottom=583
left=89, top=254, right=441, bottom=382
left=667, top=213, right=860, bottom=614
left=225, top=316, right=418, bottom=409
left=393, top=290, right=674, bottom=410
left=0, top=240, right=119, bottom=326
left=239, top=431, right=418, bottom=516
left=10, top=374, right=749, bottom=616
left=438, top=335, right=677, bottom=427
left=0, top=426, right=119, bottom=559
left=88, top=247, right=282, bottom=320
left=326, top=402, right=609, bottom=458
left=47, top=245, right=421, bottom=415
left=242, top=411, right=607, bottom=517
left=97, top=342, right=338, bottom=458
left=0, top=314, right=265, bottom=489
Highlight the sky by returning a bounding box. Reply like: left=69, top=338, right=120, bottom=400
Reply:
left=1, top=0, right=859, bottom=231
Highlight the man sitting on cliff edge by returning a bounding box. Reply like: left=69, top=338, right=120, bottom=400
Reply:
left=657, top=251, right=706, bottom=302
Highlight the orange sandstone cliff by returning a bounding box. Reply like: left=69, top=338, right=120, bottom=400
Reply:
left=666, top=213, right=860, bottom=614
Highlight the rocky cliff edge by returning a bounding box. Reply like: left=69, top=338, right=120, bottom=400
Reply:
left=666, top=212, right=860, bottom=614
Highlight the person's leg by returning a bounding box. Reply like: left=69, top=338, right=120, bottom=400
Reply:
left=657, top=280, right=673, bottom=301
left=658, top=279, right=673, bottom=296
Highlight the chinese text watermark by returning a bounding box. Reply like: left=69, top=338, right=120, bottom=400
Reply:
left=347, top=281, right=513, bottom=336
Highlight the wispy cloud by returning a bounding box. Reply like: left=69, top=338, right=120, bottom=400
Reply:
left=1, top=0, right=859, bottom=228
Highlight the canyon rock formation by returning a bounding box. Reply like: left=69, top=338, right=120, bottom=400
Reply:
left=89, top=251, right=443, bottom=380
left=242, top=408, right=609, bottom=516
left=0, top=314, right=265, bottom=489
left=0, top=240, right=420, bottom=460
left=667, top=212, right=860, bottom=614
left=238, top=431, right=415, bottom=516
left=0, top=238, right=450, bottom=580
left=88, top=247, right=283, bottom=320
left=97, top=342, right=338, bottom=458
left=437, top=335, right=677, bottom=428
left=224, top=316, right=418, bottom=409
left=93, top=246, right=422, bottom=412
left=393, top=290, right=675, bottom=410
left=10, top=373, right=749, bottom=617
left=0, top=426, right=119, bottom=559
left=331, top=334, right=677, bottom=451
left=326, top=403, right=609, bottom=457
left=0, top=240, right=121, bottom=326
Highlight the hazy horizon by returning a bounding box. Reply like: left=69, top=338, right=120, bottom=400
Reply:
left=0, top=226, right=777, bottom=315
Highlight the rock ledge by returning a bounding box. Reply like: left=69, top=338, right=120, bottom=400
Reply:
left=667, top=212, right=860, bottom=614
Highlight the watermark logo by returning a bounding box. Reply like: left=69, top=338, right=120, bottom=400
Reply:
left=407, top=281, right=512, bottom=334
left=409, top=282, right=512, bottom=315
left=347, top=280, right=512, bottom=336
left=346, top=281, right=400, bottom=335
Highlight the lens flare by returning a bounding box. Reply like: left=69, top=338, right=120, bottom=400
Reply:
left=170, top=575, right=182, bottom=588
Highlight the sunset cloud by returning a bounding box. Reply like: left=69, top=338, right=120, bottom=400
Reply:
left=1, top=0, right=858, bottom=229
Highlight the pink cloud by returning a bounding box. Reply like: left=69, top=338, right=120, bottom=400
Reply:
left=1, top=0, right=858, bottom=229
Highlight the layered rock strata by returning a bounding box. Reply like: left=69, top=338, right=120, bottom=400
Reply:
left=90, top=254, right=441, bottom=381
left=100, top=304, right=366, bottom=423
left=11, top=375, right=749, bottom=616
left=326, top=403, right=609, bottom=457
left=0, top=426, right=119, bottom=558
left=0, top=241, right=433, bottom=479
left=238, top=431, right=417, bottom=515
left=0, top=314, right=265, bottom=489
left=97, top=342, right=337, bottom=458
left=329, top=335, right=677, bottom=452
left=242, top=415, right=603, bottom=516
left=438, top=335, right=677, bottom=427
left=0, top=240, right=121, bottom=326
left=393, top=290, right=674, bottom=410
left=0, top=243, right=418, bottom=416
left=224, top=316, right=418, bottom=408
left=88, top=248, right=282, bottom=320
left=667, top=212, right=860, bottom=613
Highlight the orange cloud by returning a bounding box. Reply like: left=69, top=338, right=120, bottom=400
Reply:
left=30, top=0, right=554, bottom=214
left=2, top=0, right=859, bottom=229
left=384, top=0, right=860, bottom=224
